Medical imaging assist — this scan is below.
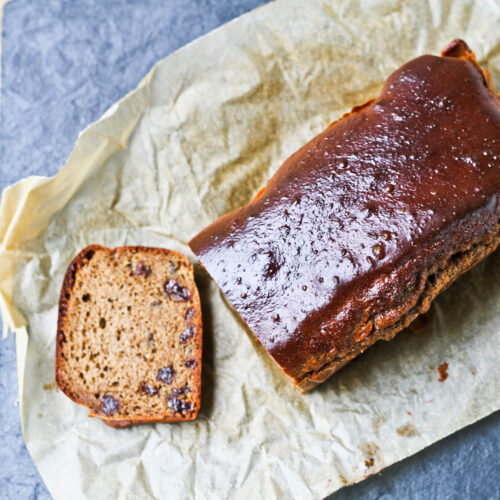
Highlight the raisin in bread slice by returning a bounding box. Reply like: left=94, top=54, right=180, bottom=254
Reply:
left=56, top=245, right=202, bottom=427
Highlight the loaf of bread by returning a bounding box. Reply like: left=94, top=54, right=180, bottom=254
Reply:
left=189, top=40, right=500, bottom=392
left=56, top=245, right=202, bottom=426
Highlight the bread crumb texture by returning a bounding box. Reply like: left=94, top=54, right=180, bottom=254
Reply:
left=56, top=245, right=202, bottom=426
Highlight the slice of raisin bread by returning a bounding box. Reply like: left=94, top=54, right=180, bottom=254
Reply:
left=56, top=245, right=202, bottom=427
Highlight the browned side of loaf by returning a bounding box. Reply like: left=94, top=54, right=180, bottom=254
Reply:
left=297, top=226, right=500, bottom=392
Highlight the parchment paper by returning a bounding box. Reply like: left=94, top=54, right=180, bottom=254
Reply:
left=1, top=0, right=500, bottom=498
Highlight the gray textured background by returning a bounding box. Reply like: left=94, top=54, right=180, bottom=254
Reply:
left=0, top=1, right=499, bottom=499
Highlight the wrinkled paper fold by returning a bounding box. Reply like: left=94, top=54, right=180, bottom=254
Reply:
left=1, top=0, right=499, bottom=498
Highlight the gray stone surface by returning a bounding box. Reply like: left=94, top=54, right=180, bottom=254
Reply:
left=0, top=1, right=499, bottom=499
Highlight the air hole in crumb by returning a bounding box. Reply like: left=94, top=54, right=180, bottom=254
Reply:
left=99, top=318, right=106, bottom=328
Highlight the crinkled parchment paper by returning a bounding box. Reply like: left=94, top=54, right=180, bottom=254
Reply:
left=1, top=0, right=500, bottom=498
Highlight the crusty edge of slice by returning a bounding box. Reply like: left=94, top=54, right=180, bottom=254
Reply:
left=55, top=244, right=203, bottom=427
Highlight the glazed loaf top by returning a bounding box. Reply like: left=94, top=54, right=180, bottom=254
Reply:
left=189, top=40, right=500, bottom=384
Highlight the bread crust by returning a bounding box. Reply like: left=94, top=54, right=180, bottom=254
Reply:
left=56, top=245, right=202, bottom=426
left=297, top=228, right=500, bottom=392
left=189, top=40, right=500, bottom=391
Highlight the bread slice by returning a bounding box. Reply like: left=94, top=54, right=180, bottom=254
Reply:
left=56, top=245, right=202, bottom=427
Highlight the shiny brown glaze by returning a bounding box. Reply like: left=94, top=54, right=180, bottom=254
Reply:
left=189, top=41, right=500, bottom=387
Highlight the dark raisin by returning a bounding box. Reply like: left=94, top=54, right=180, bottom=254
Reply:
left=157, top=365, right=175, bottom=385
left=171, top=386, right=190, bottom=397
left=140, top=382, right=159, bottom=396
left=167, top=396, right=193, bottom=415
left=82, top=293, right=91, bottom=302
left=147, top=333, right=155, bottom=344
left=101, top=395, right=119, bottom=415
left=150, top=300, right=162, bottom=307
left=184, top=308, right=195, bottom=321
left=183, top=358, right=198, bottom=369
left=99, top=317, right=106, bottom=328
left=164, top=279, right=191, bottom=302
left=84, top=249, right=95, bottom=261
left=179, top=326, right=195, bottom=344
left=135, top=261, right=152, bottom=278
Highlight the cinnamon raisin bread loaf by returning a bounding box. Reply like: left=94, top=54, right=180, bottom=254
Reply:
left=189, top=40, right=500, bottom=392
left=56, top=245, right=202, bottom=426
